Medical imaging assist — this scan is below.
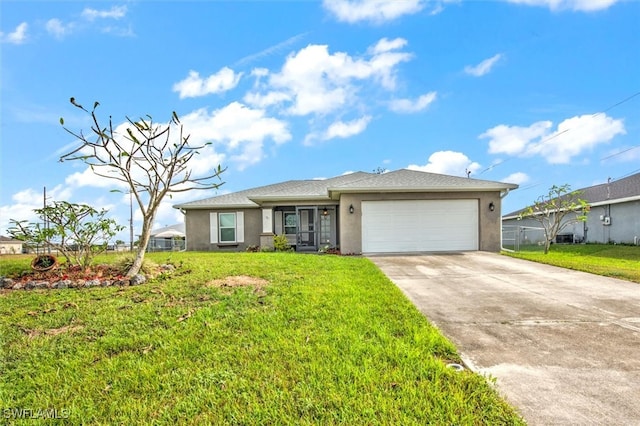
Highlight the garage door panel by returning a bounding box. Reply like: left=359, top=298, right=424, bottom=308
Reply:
left=362, top=200, right=478, bottom=253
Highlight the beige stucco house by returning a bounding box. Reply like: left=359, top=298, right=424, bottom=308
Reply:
left=174, top=169, right=518, bottom=254
left=0, top=236, right=24, bottom=255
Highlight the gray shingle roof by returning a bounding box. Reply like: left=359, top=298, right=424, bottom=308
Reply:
left=175, top=169, right=519, bottom=210
left=174, top=172, right=373, bottom=209
left=329, top=169, right=519, bottom=193
left=0, top=236, right=23, bottom=243
left=503, top=172, right=640, bottom=218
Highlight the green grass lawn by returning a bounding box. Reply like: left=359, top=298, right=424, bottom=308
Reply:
left=0, top=252, right=523, bottom=425
left=503, top=244, right=640, bottom=283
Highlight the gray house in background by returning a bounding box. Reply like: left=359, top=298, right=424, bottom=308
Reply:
left=0, top=236, right=24, bottom=255
left=502, top=172, right=640, bottom=245
left=174, top=169, right=518, bottom=254
left=148, top=223, right=186, bottom=252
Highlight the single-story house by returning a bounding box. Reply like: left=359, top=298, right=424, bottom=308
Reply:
left=0, top=236, right=24, bottom=255
left=148, top=223, right=186, bottom=252
left=174, top=169, right=518, bottom=254
left=502, top=171, right=640, bottom=245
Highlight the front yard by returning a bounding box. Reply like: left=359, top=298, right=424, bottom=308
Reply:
left=0, top=252, right=523, bottom=424
left=503, top=244, right=640, bottom=283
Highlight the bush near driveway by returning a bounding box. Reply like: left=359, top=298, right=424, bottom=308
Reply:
left=0, top=252, right=524, bottom=425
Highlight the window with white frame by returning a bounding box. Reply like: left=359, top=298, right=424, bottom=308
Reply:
left=219, top=213, right=236, bottom=243
left=210, top=212, right=245, bottom=244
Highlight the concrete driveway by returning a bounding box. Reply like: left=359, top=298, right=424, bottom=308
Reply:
left=369, top=252, right=640, bottom=426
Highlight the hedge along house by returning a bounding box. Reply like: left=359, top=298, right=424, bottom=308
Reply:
left=502, top=171, right=640, bottom=245
left=174, top=169, right=519, bottom=254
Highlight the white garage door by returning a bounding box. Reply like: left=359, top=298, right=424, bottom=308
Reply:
left=362, top=200, right=478, bottom=253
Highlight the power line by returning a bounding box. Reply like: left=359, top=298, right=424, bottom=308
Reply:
left=614, top=168, right=640, bottom=180
left=600, top=144, right=640, bottom=161
left=481, top=90, right=640, bottom=174
left=598, top=91, right=640, bottom=115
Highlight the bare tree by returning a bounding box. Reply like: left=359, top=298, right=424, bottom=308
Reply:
left=60, top=98, right=225, bottom=277
left=519, top=184, right=589, bottom=254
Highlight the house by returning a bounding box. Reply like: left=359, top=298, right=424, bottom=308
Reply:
left=148, top=224, right=186, bottom=252
left=174, top=169, right=519, bottom=254
left=0, top=236, right=23, bottom=255
left=502, top=172, right=640, bottom=245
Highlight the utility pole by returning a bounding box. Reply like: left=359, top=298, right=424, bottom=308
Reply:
left=43, top=186, right=50, bottom=254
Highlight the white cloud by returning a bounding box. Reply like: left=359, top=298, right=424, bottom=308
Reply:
left=46, top=19, right=74, bottom=39
left=507, top=0, right=618, bottom=11
left=235, top=32, right=308, bottom=66
left=81, top=5, right=128, bottom=21
left=481, top=113, right=626, bottom=164
left=325, top=116, right=372, bottom=139
left=180, top=102, right=291, bottom=170
left=1, top=22, right=28, bottom=44
left=247, top=38, right=412, bottom=117
left=323, top=0, right=425, bottom=23
left=408, top=151, right=481, bottom=177
left=243, top=91, right=291, bottom=109
left=173, top=67, right=243, bottom=99
left=482, top=121, right=552, bottom=156
left=389, top=91, right=437, bottom=113
left=0, top=185, right=73, bottom=235
left=369, top=37, right=408, bottom=54
left=59, top=102, right=286, bottom=190
left=464, top=53, right=503, bottom=77
left=502, top=172, right=530, bottom=185
left=65, top=167, right=129, bottom=190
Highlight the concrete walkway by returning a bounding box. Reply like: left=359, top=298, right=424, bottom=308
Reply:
left=369, top=252, right=640, bottom=426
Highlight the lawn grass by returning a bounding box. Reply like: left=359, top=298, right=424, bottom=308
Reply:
left=0, top=252, right=523, bottom=425
left=503, top=244, right=640, bottom=283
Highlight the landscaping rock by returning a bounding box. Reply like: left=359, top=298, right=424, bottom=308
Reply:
left=130, top=274, right=146, bottom=286
left=0, top=277, right=14, bottom=289
left=85, top=279, right=101, bottom=288
left=53, top=280, right=72, bottom=289
left=12, top=282, right=25, bottom=290
left=25, top=281, right=49, bottom=290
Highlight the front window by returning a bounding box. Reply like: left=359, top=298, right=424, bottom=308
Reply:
left=284, top=212, right=297, bottom=234
left=219, top=213, right=236, bottom=242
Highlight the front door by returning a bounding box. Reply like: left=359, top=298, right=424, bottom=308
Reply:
left=296, top=207, right=317, bottom=250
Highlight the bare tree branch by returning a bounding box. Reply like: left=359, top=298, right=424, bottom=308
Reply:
left=60, top=99, right=226, bottom=277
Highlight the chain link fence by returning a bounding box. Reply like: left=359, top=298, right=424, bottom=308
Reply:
left=502, top=225, right=547, bottom=252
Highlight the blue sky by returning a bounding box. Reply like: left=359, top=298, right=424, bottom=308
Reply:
left=1, top=0, right=639, bottom=242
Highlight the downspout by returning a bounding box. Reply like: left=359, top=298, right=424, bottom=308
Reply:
left=500, top=189, right=514, bottom=252
left=179, top=208, right=187, bottom=252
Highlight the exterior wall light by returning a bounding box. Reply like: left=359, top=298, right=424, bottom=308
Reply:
left=322, top=207, right=329, bottom=216
left=489, top=202, right=495, bottom=212
left=349, top=204, right=354, bottom=214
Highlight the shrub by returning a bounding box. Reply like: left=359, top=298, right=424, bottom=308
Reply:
left=273, top=235, right=292, bottom=252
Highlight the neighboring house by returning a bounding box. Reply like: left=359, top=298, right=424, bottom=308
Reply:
left=148, top=223, right=186, bottom=252
left=502, top=172, right=640, bottom=245
left=174, top=169, right=518, bottom=254
left=0, top=236, right=23, bottom=255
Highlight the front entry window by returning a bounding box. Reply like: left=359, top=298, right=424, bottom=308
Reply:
left=320, top=214, right=331, bottom=245
left=219, top=213, right=236, bottom=243
left=284, top=212, right=297, bottom=235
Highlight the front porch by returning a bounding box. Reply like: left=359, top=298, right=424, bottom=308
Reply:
left=260, top=205, right=339, bottom=252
